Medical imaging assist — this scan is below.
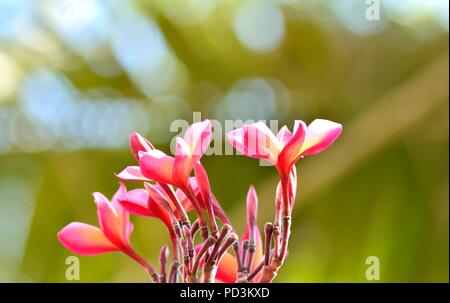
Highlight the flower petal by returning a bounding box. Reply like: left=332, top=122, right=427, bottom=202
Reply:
left=276, top=126, right=293, bottom=149
left=173, top=137, right=192, bottom=186
left=173, top=120, right=212, bottom=186
left=145, top=182, right=174, bottom=214
left=111, top=182, right=127, bottom=213
left=300, top=119, right=343, bottom=156
left=110, top=183, right=132, bottom=243
left=277, top=120, right=307, bottom=170
left=118, top=189, right=151, bottom=216
left=116, top=166, right=150, bottom=182
left=139, top=150, right=175, bottom=185
left=93, top=192, right=125, bottom=248
left=129, top=132, right=154, bottom=161
left=227, top=122, right=279, bottom=165
left=183, top=120, right=212, bottom=161
left=215, top=252, right=238, bottom=283
left=58, top=222, right=118, bottom=256
left=194, top=162, right=212, bottom=202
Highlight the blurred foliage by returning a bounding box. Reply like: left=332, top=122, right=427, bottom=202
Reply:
left=0, top=0, right=448, bottom=282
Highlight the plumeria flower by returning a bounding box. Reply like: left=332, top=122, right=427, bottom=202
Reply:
left=137, top=120, right=212, bottom=189
left=117, top=121, right=213, bottom=231
left=117, top=183, right=180, bottom=260
left=57, top=183, right=159, bottom=282
left=227, top=119, right=342, bottom=270
left=227, top=119, right=342, bottom=180
left=227, top=119, right=342, bottom=214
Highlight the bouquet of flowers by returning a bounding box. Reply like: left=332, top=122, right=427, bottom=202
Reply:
left=58, top=119, right=342, bottom=283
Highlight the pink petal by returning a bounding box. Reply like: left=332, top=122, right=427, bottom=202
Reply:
left=183, top=120, right=212, bottom=161
left=215, top=252, right=238, bottom=283
left=177, top=177, right=199, bottom=212
left=118, top=189, right=151, bottom=216
left=194, top=162, right=212, bottom=202
left=173, top=137, right=192, bottom=186
left=276, top=126, right=293, bottom=149
left=120, top=187, right=174, bottom=238
left=277, top=120, right=307, bottom=170
left=139, top=150, right=175, bottom=185
left=300, top=119, right=343, bottom=156
left=116, top=166, right=150, bottom=182
left=58, top=222, right=118, bottom=256
left=147, top=199, right=174, bottom=232
left=93, top=192, right=126, bottom=248
left=145, top=182, right=174, bottom=214
left=173, top=120, right=212, bottom=186
left=129, top=132, right=154, bottom=161
left=110, top=183, right=132, bottom=242
left=226, top=122, right=279, bottom=165
left=111, top=182, right=127, bottom=212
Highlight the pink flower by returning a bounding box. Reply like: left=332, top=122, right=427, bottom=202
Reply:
left=118, top=183, right=180, bottom=260
left=129, top=131, right=154, bottom=161
left=227, top=119, right=343, bottom=175
left=138, top=120, right=212, bottom=188
left=57, top=183, right=158, bottom=281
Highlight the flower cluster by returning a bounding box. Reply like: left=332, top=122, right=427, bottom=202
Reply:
left=58, top=119, right=342, bottom=282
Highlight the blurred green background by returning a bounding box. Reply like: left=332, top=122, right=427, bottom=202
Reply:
left=0, top=0, right=448, bottom=282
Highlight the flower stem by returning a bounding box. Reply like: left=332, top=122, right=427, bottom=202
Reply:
left=159, top=184, right=190, bottom=227
left=126, top=249, right=159, bottom=282
left=183, top=185, right=209, bottom=240
left=189, top=237, right=216, bottom=283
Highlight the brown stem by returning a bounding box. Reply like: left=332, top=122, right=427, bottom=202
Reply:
left=201, top=264, right=218, bottom=283
left=258, top=265, right=278, bottom=283
left=182, top=225, right=195, bottom=262
left=232, top=241, right=243, bottom=273
left=191, top=219, right=200, bottom=239
left=168, top=261, right=180, bottom=283
left=205, top=224, right=231, bottom=265
left=217, top=233, right=238, bottom=259
left=241, top=240, right=249, bottom=273
left=247, top=260, right=264, bottom=282
left=245, top=241, right=256, bottom=272
left=204, top=233, right=238, bottom=283
left=263, top=223, right=273, bottom=266
left=189, top=237, right=216, bottom=283
left=180, top=238, right=190, bottom=280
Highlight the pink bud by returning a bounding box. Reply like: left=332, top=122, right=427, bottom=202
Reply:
left=129, top=132, right=154, bottom=161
